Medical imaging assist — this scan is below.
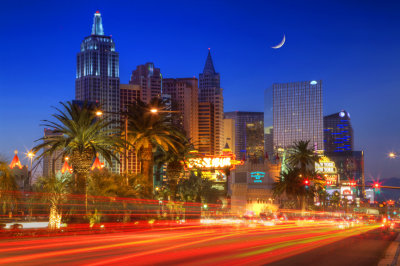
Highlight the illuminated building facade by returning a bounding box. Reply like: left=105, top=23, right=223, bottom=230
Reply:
left=230, top=161, right=280, bottom=215
left=325, top=151, right=365, bottom=197
left=130, top=63, right=162, bottom=104
left=224, top=111, right=264, bottom=160
left=246, top=121, right=265, bottom=163
left=198, top=102, right=214, bottom=155
left=42, top=129, right=64, bottom=177
left=75, top=11, right=120, bottom=173
left=9, top=151, right=29, bottom=190
left=272, top=80, right=323, bottom=152
left=264, top=87, right=274, bottom=159
left=120, top=84, right=141, bottom=174
left=162, top=78, right=199, bottom=146
left=323, top=110, right=354, bottom=153
left=199, top=49, right=224, bottom=155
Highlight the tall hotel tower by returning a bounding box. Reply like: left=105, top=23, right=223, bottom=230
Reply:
left=324, top=110, right=354, bottom=153
left=198, top=49, right=224, bottom=155
left=75, top=11, right=120, bottom=172
left=272, top=80, right=323, bottom=153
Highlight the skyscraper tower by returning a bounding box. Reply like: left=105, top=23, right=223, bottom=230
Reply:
left=324, top=110, right=354, bottom=153
left=224, top=111, right=264, bottom=160
left=75, top=11, right=120, bottom=172
left=130, top=63, right=162, bottom=104
left=198, top=49, right=224, bottom=155
left=163, top=78, right=199, bottom=146
left=272, top=80, right=323, bottom=153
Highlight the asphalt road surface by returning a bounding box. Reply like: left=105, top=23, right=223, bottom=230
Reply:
left=269, top=228, right=397, bottom=266
left=0, top=222, right=388, bottom=265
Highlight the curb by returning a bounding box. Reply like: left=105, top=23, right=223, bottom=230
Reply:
left=379, top=232, right=400, bottom=266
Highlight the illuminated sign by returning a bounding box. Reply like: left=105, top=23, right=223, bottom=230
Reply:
left=315, top=157, right=336, bottom=173
left=340, top=186, right=353, bottom=196
left=316, top=156, right=338, bottom=185
left=250, top=172, right=266, bottom=183
left=187, top=157, right=232, bottom=169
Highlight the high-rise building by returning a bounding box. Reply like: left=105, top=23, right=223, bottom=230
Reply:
left=198, top=102, right=214, bottom=155
left=272, top=80, right=323, bottom=153
left=120, top=84, right=141, bottom=174
left=223, top=118, right=235, bottom=156
left=130, top=63, right=162, bottom=104
left=224, top=111, right=264, bottom=160
left=42, top=129, right=64, bottom=177
left=75, top=11, right=120, bottom=173
left=246, top=121, right=265, bottom=162
left=264, top=88, right=274, bottom=159
left=162, top=78, right=199, bottom=146
left=324, top=110, right=354, bottom=153
left=198, top=49, right=224, bottom=155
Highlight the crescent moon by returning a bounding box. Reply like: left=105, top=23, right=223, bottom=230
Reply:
left=271, top=34, right=285, bottom=49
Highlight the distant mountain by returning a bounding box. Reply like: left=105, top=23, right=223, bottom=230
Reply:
left=366, top=177, right=400, bottom=202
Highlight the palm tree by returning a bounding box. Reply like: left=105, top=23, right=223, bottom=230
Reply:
left=35, top=173, right=71, bottom=229
left=159, top=142, right=194, bottom=200
left=178, top=170, right=217, bottom=203
left=287, top=140, right=319, bottom=175
left=87, top=171, right=150, bottom=224
left=33, top=101, right=122, bottom=194
left=330, top=191, right=341, bottom=211
left=126, top=98, right=187, bottom=190
left=0, top=160, right=18, bottom=215
left=273, top=167, right=306, bottom=208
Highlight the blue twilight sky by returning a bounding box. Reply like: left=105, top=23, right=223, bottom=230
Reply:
left=0, top=0, right=399, bottom=180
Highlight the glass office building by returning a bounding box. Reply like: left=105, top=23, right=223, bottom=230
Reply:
left=272, top=80, right=323, bottom=152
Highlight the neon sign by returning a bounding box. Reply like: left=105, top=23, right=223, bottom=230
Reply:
left=315, top=156, right=337, bottom=174
left=316, top=156, right=338, bottom=185
left=250, top=172, right=266, bottom=183
left=187, top=157, right=232, bottom=169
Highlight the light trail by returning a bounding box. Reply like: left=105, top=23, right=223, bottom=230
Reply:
left=0, top=222, right=380, bottom=265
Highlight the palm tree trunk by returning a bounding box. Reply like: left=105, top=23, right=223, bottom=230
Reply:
left=141, top=146, right=154, bottom=191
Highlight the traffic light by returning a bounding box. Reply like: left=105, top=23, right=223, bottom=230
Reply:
left=304, top=179, right=310, bottom=189
left=373, top=183, right=380, bottom=189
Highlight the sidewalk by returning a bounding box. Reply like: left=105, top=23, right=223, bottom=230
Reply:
left=379, top=232, right=400, bottom=266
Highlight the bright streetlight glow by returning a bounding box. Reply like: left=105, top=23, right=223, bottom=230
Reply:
left=95, top=110, right=103, bottom=116
left=27, top=151, right=35, bottom=159
left=150, top=108, right=158, bottom=113
left=388, top=152, right=397, bottom=159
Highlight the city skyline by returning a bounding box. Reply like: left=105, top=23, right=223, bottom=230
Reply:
left=1, top=0, right=400, bottom=179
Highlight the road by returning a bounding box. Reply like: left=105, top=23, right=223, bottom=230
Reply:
left=0, top=222, right=388, bottom=265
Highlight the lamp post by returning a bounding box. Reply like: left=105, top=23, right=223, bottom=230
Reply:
left=26, top=151, right=35, bottom=187
left=95, top=110, right=129, bottom=185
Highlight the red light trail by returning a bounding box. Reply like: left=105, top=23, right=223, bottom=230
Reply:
left=0, top=222, right=379, bottom=265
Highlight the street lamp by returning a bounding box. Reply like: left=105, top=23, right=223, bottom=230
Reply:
left=95, top=110, right=129, bottom=185
left=149, top=108, right=180, bottom=114
left=388, top=152, right=397, bottom=159
left=26, top=150, right=35, bottom=186
left=27, top=151, right=35, bottom=168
